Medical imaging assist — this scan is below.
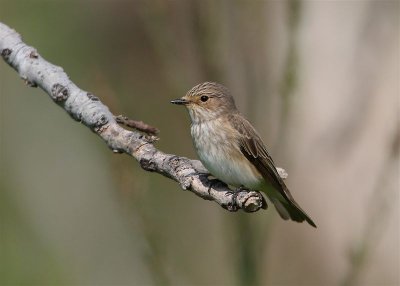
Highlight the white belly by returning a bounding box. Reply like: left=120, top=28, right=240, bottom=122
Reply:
left=191, top=120, right=262, bottom=188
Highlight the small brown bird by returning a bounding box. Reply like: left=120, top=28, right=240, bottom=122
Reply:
left=171, top=82, right=316, bottom=227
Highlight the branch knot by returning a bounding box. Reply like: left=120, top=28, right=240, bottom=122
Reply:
left=140, top=157, right=156, bottom=172
left=51, top=83, right=69, bottom=102
left=1, top=48, right=11, bottom=61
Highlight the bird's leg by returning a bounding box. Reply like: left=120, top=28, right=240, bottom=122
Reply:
left=226, top=185, right=249, bottom=208
left=205, top=177, right=238, bottom=211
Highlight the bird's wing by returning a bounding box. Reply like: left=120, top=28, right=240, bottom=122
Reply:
left=230, top=113, right=316, bottom=227
left=230, top=114, right=293, bottom=199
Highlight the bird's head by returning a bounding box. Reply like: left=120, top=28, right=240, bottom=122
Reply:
left=171, top=82, right=237, bottom=123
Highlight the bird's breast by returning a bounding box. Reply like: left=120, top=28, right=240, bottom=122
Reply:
left=191, top=119, right=262, bottom=188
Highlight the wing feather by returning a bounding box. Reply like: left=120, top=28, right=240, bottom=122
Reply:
left=229, top=113, right=316, bottom=227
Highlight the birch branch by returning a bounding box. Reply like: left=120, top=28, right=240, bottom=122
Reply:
left=0, top=22, right=274, bottom=212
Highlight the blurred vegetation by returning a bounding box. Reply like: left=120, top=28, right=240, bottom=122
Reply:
left=1, top=1, right=398, bottom=286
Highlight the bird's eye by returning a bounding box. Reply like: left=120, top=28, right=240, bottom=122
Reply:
left=200, top=95, right=209, bottom=102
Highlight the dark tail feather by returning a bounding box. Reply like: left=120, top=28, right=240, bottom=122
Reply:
left=271, top=198, right=317, bottom=228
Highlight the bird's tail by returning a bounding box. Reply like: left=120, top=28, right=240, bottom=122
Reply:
left=269, top=196, right=317, bottom=228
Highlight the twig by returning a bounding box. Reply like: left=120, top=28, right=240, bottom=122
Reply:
left=0, top=22, right=276, bottom=212
left=115, top=115, right=159, bottom=136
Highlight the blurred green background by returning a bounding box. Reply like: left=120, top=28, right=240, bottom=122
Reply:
left=0, top=1, right=399, bottom=285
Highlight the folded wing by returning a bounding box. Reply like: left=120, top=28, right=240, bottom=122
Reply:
left=230, top=113, right=317, bottom=227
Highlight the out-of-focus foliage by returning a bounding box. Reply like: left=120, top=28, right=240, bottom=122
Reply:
left=0, top=1, right=398, bottom=285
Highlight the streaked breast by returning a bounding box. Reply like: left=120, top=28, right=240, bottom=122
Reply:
left=191, top=118, right=262, bottom=188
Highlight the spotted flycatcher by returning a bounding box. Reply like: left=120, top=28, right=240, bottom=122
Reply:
left=171, top=82, right=316, bottom=227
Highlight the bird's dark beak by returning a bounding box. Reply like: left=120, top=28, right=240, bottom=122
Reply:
left=170, top=98, right=189, bottom=105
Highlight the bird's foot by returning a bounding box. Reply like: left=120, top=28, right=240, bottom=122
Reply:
left=223, top=190, right=239, bottom=212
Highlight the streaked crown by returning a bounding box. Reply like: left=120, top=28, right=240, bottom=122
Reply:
left=188, top=82, right=238, bottom=122
left=171, top=82, right=238, bottom=123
